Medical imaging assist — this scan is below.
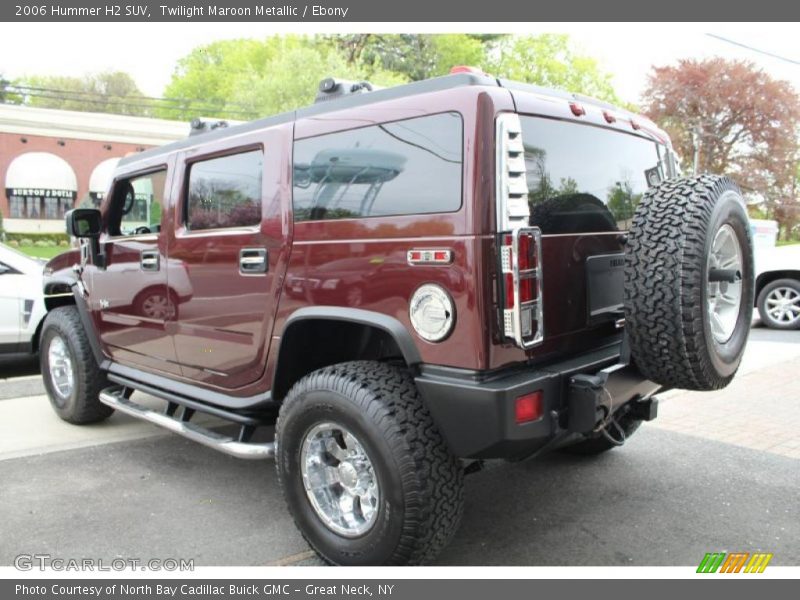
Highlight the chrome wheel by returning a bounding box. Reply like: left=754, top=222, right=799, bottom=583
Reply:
left=47, top=335, right=74, bottom=399
left=765, top=286, right=800, bottom=326
left=300, top=422, right=380, bottom=537
left=707, top=224, right=743, bottom=343
left=140, top=293, right=174, bottom=319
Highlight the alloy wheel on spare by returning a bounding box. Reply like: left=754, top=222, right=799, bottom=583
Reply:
left=47, top=334, right=75, bottom=401
left=706, top=223, right=744, bottom=343
left=300, top=422, right=380, bottom=537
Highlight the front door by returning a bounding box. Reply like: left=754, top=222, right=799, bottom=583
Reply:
left=86, top=160, right=181, bottom=375
left=168, top=127, right=290, bottom=389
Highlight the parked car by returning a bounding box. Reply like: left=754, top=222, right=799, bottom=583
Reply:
left=755, top=243, right=800, bottom=329
left=39, top=70, right=755, bottom=565
left=0, top=243, right=47, bottom=356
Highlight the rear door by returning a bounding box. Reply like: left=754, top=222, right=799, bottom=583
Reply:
left=87, top=159, right=181, bottom=374
left=518, top=114, right=667, bottom=341
left=167, top=126, right=291, bottom=389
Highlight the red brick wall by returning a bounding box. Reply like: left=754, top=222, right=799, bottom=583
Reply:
left=0, top=132, right=151, bottom=217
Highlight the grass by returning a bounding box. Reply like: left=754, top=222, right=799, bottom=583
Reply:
left=776, top=240, right=800, bottom=247
left=16, top=245, right=67, bottom=259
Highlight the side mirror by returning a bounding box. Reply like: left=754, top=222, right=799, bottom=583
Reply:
left=66, top=208, right=102, bottom=238
left=65, top=208, right=106, bottom=269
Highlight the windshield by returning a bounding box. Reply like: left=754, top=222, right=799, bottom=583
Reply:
left=520, top=116, right=665, bottom=234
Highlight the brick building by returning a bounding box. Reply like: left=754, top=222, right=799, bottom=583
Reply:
left=0, top=104, right=188, bottom=233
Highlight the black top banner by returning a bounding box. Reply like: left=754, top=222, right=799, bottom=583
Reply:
left=2, top=0, right=799, bottom=22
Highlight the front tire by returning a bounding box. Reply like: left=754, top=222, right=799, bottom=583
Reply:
left=40, top=306, right=113, bottom=424
left=275, top=361, right=464, bottom=565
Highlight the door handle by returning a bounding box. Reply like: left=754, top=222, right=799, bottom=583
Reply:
left=239, top=248, right=268, bottom=274
left=140, top=250, right=160, bottom=271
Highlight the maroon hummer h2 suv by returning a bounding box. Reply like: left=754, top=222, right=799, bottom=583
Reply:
left=40, top=70, right=754, bottom=565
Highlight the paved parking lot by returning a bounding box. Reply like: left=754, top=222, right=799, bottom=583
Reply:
left=0, top=325, right=798, bottom=566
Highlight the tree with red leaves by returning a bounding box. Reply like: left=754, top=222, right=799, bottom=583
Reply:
left=642, top=58, right=800, bottom=240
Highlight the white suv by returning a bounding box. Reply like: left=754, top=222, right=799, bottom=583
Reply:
left=0, top=243, right=48, bottom=355
left=755, top=244, right=800, bottom=330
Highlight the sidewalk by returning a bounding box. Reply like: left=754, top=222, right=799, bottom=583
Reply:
left=652, top=355, right=800, bottom=459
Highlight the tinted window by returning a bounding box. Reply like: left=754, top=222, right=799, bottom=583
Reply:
left=110, top=170, right=167, bottom=237
left=293, top=112, right=462, bottom=221
left=186, top=151, right=262, bottom=230
left=520, top=117, right=665, bottom=234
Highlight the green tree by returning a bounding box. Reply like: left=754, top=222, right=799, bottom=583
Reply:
left=487, top=34, right=618, bottom=103
left=162, top=36, right=407, bottom=121
left=16, top=71, right=148, bottom=116
left=324, top=34, right=488, bottom=81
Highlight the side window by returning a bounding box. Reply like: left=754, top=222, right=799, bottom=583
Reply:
left=109, top=169, right=167, bottom=237
left=186, top=150, right=262, bottom=231
left=292, top=112, right=463, bottom=222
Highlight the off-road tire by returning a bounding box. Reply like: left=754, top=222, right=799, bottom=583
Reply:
left=275, top=361, right=464, bottom=565
left=757, top=278, right=800, bottom=330
left=624, top=175, right=754, bottom=391
left=40, top=305, right=113, bottom=424
left=560, top=414, right=642, bottom=456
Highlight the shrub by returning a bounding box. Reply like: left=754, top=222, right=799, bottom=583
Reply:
left=7, top=239, right=19, bottom=247
left=19, top=238, right=34, bottom=247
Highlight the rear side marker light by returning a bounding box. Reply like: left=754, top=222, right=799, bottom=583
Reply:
left=407, top=249, right=453, bottom=265
left=515, top=391, right=543, bottom=424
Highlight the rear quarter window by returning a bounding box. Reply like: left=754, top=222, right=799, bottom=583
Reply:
left=520, top=116, right=665, bottom=234
left=292, top=112, right=463, bottom=222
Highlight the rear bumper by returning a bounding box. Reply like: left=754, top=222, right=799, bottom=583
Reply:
left=415, top=344, right=660, bottom=459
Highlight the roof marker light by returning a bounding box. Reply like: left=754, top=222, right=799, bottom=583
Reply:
left=450, top=65, right=488, bottom=76
left=603, top=110, right=616, bottom=124
left=569, top=102, right=586, bottom=117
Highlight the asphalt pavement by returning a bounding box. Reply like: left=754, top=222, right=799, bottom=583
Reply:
left=0, top=325, right=797, bottom=567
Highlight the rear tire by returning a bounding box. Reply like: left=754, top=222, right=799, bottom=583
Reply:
left=275, top=361, right=464, bottom=565
left=624, top=175, right=754, bottom=391
left=757, top=278, right=800, bottom=330
left=40, top=306, right=113, bottom=424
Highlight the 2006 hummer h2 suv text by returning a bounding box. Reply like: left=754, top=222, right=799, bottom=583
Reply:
left=40, top=69, right=754, bottom=565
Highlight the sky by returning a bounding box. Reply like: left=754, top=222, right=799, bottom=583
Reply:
left=0, top=22, right=798, bottom=106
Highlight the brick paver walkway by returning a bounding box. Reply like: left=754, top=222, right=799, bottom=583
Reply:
left=652, top=355, right=800, bottom=459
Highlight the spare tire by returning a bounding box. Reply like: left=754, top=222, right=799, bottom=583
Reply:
left=624, top=175, right=754, bottom=391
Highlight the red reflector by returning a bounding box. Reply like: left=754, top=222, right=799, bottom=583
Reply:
left=515, top=391, right=543, bottom=424
left=603, top=110, right=616, bottom=123
left=569, top=102, right=586, bottom=117
left=433, top=250, right=449, bottom=262
left=504, top=273, right=515, bottom=309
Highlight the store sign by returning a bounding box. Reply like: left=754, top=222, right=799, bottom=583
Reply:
left=7, top=188, right=77, bottom=199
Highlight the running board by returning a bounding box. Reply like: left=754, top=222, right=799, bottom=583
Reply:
left=99, top=387, right=275, bottom=460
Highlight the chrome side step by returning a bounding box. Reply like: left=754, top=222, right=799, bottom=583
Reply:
left=99, top=387, right=275, bottom=460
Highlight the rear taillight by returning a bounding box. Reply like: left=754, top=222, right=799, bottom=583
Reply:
left=496, top=113, right=543, bottom=349
left=499, top=227, right=544, bottom=348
